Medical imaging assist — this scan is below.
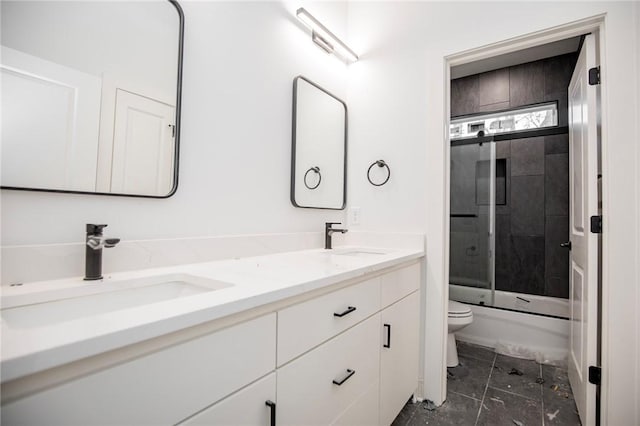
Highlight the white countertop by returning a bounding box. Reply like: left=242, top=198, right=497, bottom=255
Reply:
left=1, top=245, right=423, bottom=382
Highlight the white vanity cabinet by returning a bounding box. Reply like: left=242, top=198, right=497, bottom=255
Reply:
left=276, top=262, right=421, bottom=426
left=1, top=314, right=277, bottom=426
left=2, top=260, right=422, bottom=426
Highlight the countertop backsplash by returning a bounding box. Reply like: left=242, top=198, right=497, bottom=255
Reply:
left=1, top=231, right=425, bottom=285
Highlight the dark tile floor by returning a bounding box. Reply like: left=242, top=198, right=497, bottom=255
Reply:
left=393, top=341, right=581, bottom=426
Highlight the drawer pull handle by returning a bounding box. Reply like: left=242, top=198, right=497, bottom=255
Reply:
left=334, top=306, right=356, bottom=317
left=333, top=369, right=356, bottom=386
left=384, top=323, right=391, bottom=348
left=265, top=400, right=276, bottom=426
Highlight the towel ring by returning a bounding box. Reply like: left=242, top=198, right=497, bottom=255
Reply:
left=367, top=160, right=390, bottom=187
left=304, top=166, right=321, bottom=190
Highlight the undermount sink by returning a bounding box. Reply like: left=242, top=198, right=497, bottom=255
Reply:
left=329, top=248, right=389, bottom=257
left=1, top=273, right=233, bottom=328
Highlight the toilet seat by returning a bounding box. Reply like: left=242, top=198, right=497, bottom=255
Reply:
left=448, top=300, right=472, bottom=318
left=447, top=300, right=473, bottom=368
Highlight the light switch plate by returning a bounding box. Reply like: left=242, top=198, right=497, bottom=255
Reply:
left=348, top=207, right=361, bottom=225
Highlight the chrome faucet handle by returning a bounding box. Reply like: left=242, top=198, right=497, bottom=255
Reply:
left=86, top=236, right=120, bottom=250
left=86, top=236, right=104, bottom=250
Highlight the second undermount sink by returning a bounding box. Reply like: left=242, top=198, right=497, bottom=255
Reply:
left=1, top=273, right=233, bottom=329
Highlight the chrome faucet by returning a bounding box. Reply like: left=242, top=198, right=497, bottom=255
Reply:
left=85, top=224, right=120, bottom=281
left=325, top=222, right=348, bottom=250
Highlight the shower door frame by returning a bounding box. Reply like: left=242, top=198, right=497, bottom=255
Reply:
left=449, top=138, right=496, bottom=306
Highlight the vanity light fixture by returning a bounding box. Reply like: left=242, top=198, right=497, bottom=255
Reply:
left=296, top=7, right=359, bottom=63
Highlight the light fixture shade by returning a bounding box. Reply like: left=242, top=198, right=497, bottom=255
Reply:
left=296, top=7, right=358, bottom=63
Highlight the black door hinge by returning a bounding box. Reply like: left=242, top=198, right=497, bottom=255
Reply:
left=589, top=67, right=601, bottom=85
left=590, top=215, right=602, bottom=233
left=589, top=366, right=602, bottom=385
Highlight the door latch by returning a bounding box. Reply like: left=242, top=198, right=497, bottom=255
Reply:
left=589, top=366, right=602, bottom=385
left=588, top=66, right=601, bottom=85
left=590, top=215, right=603, bottom=234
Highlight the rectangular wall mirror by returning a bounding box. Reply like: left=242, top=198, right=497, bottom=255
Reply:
left=0, top=0, right=184, bottom=198
left=291, top=76, right=347, bottom=210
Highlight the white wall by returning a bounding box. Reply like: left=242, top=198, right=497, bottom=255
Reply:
left=0, top=1, right=349, bottom=246
left=346, top=1, right=639, bottom=422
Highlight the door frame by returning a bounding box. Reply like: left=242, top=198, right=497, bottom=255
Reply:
left=442, top=14, right=606, bottom=424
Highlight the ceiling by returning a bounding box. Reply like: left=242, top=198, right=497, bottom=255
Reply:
left=451, top=36, right=582, bottom=80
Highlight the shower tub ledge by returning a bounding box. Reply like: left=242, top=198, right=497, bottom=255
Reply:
left=454, top=303, right=569, bottom=365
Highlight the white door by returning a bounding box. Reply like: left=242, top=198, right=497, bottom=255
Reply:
left=567, top=33, right=599, bottom=426
left=1, top=46, right=101, bottom=192
left=110, top=89, right=175, bottom=196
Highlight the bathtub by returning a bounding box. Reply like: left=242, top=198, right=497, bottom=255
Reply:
left=450, top=284, right=570, bottom=364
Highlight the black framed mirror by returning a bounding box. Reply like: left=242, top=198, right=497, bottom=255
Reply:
left=0, top=0, right=184, bottom=198
left=291, top=76, right=347, bottom=210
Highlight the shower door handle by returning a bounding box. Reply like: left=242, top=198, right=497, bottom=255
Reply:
left=560, top=241, right=572, bottom=250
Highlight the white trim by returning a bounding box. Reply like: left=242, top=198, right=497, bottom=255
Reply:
left=439, top=58, right=451, bottom=403
left=446, top=14, right=606, bottom=67
left=595, top=24, right=610, bottom=426
left=443, top=15, right=607, bottom=424
left=636, top=5, right=640, bottom=426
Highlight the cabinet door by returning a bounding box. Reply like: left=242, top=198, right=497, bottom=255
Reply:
left=379, top=291, right=420, bottom=426
left=332, top=380, right=380, bottom=426
left=179, top=373, right=276, bottom=426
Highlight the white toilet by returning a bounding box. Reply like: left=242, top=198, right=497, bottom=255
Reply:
left=447, top=300, right=473, bottom=367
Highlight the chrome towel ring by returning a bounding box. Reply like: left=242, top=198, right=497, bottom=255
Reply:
left=304, top=166, right=321, bottom=190
left=367, top=160, right=390, bottom=187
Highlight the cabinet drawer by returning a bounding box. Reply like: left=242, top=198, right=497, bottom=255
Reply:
left=277, top=314, right=380, bottom=426
left=2, top=314, right=276, bottom=426
left=277, top=277, right=380, bottom=365
left=332, top=380, right=380, bottom=426
left=179, top=373, right=276, bottom=426
left=380, top=263, right=420, bottom=308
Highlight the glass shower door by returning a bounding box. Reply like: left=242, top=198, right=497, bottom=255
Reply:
left=449, top=141, right=495, bottom=306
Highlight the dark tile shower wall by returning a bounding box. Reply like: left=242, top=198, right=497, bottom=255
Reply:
left=495, top=136, right=569, bottom=298
left=451, top=53, right=576, bottom=299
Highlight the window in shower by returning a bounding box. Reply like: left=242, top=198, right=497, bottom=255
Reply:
left=450, top=102, right=558, bottom=140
